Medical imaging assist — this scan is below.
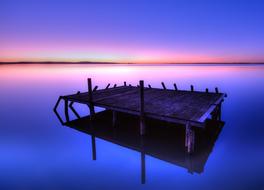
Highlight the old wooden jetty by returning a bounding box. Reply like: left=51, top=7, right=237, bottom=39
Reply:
left=54, top=78, right=226, bottom=153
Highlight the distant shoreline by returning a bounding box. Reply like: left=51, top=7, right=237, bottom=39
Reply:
left=0, top=61, right=264, bottom=65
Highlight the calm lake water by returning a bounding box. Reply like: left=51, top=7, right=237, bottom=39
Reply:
left=0, top=64, right=264, bottom=190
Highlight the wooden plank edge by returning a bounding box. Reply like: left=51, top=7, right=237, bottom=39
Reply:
left=197, top=93, right=226, bottom=122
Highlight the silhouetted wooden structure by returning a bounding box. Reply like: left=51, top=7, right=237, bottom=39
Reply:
left=54, top=78, right=226, bottom=153
left=59, top=110, right=224, bottom=184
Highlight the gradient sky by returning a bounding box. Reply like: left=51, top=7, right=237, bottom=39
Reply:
left=1, top=0, right=264, bottom=63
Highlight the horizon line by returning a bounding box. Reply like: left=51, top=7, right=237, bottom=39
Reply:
left=1, top=61, right=264, bottom=65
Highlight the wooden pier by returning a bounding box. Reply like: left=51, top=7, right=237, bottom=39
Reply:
left=54, top=78, right=226, bottom=153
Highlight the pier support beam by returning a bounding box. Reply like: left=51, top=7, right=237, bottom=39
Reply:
left=112, top=111, right=117, bottom=126
left=185, top=122, right=195, bottom=153
left=140, top=80, right=146, bottom=135
left=186, top=154, right=194, bottom=174
left=211, top=102, right=222, bottom=121
left=140, top=136, right=146, bottom=184
left=88, top=78, right=95, bottom=120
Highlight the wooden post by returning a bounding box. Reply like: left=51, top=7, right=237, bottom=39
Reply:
left=91, top=135, right=96, bottom=160
left=105, top=83, right=110, bottom=89
left=161, top=82, right=166, bottom=90
left=215, top=87, right=219, bottom=94
left=141, top=152, right=146, bottom=184
left=211, top=109, right=217, bottom=121
left=64, top=98, right=69, bottom=122
left=174, top=83, right=178, bottom=91
left=185, top=122, right=195, bottom=153
left=114, top=84, right=117, bottom=88
left=124, top=81, right=127, bottom=86
left=140, top=136, right=146, bottom=184
left=186, top=154, right=194, bottom=174
left=185, top=122, right=189, bottom=147
left=88, top=78, right=93, bottom=100
left=112, top=111, right=117, bottom=126
left=191, top=85, right=194, bottom=92
left=88, top=78, right=95, bottom=120
left=93, top=86, right=98, bottom=91
left=140, top=80, right=145, bottom=135
left=189, top=128, right=195, bottom=153
left=148, top=84, right=152, bottom=88
left=206, top=88, right=209, bottom=93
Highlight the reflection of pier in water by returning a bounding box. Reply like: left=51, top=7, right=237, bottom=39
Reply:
left=60, top=110, right=224, bottom=184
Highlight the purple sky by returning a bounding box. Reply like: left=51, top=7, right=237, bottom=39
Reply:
left=1, top=0, right=264, bottom=63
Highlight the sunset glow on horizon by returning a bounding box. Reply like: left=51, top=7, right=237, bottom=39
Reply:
left=1, top=0, right=264, bottom=63
left=1, top=47, right=264, bottom=63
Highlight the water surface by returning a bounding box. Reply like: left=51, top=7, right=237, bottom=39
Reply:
left=0, top=64, right=264, bottom=190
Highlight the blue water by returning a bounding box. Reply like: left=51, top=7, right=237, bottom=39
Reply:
left=0, top=64, right=264, bottom=190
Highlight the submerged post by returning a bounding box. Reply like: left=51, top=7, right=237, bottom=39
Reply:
left=124, top=81, right=127, bottom=86
left=140, top=80, right=145, bottom=135
left=206, top=88, right=209, bottom=93
left=88, top=78, right=95, bottom=120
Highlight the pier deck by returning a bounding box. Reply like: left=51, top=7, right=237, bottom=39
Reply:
left=54, top=78, right=226, bottom=153
left=66, top=86, right=224, bottom=126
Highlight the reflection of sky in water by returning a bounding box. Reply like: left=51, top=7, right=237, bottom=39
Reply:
left=0, top=64, right=264, bottom=189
